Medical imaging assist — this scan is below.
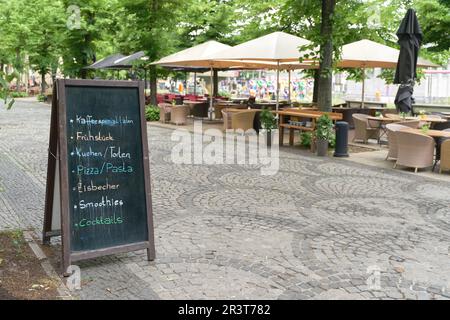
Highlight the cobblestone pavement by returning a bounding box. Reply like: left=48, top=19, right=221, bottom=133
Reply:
left=1, top=99, right=450, bottom=300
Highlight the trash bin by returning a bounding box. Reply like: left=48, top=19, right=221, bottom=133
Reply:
left=334, top=121, right=349, bottom=158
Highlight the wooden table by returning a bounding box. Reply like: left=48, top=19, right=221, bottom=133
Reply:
left=367, top=116, right=401, bottom=144
left=401, top=128, right=450, bottom=138
left=275, top=110, right=343, bottom=149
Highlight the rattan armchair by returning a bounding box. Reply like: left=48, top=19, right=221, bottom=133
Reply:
left=191, top=102, right=210, bottom=118
left=158, top=103, right=172, bottom=123
left=170, top=105, right=190, bottom=125
left=397, top=120, right=421, bottom=129
left=394, top=131, right=436, bottom=173
left=440, top=140, right=450, bottom=174
left=352, top=114, right=380, bottom=143
left=385, top=123, right=409, bottom=161
left=222, top=110, right=256, bottom=132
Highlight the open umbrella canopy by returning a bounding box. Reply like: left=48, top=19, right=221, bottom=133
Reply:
left=394, top=9, right=424, bottom=114
left=152, top=40, right=234, bottom=69
left=338, top=39, right=436, bottom=68
left=86, top=51, right=148, bottom=70
left=113, top=51, right=147, bottom=68
left=209, top=31, right=312, bottom=62
left=86, top=53, right=126, bottom=69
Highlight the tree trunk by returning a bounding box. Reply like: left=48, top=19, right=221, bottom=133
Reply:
left=41, top=72, right=46, bottom=95
left=312, top=69, right=320, bottom=103
left=15, top=49, right=21, bottom=93
left=149, top=65, right=157, bottom=106
left=317, top=0, right=336, bottom=112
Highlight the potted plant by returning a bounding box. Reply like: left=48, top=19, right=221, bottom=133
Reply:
left=260, top=108, right=278, bottom=147
left=316, top=114, right=334, bottom=157
left=418, top=109, right=426, bottom=120
left=421, top=123, right=430, bottom=134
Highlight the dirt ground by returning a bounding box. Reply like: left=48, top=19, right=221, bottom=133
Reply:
left=0, top=230, right=60, bottom=300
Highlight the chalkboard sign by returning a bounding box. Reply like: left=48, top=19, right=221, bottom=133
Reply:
left=43, top=80, right=155, bottom=274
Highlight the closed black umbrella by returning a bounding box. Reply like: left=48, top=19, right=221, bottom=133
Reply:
left=394, top=9, right=423, bottom=114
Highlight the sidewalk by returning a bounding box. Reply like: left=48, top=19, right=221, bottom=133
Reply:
left=1, top=100, right=450, bottom=300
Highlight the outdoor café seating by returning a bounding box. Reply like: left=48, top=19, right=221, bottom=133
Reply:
left=394, top=130, right=436, bottom=173
left=436, top=129, right=450, bottom=172
left=158, top=103, right=172, bottom=123
left=386, top=123, right=409, bottom=161
left=191, top=102, right=210, bottom=119
left=222, top=109, right=256, bottom=132
left=170, top=105, right=190, bottom=125
left=352, top=114, right=380, bottom=144
left=397, top=120, right=421, bottom=128
left=440, top=139, right=450, bottom=174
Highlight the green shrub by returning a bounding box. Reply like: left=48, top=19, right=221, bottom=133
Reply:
left=10, top=91, right=28, bottom=98
left=300, top=132, right=312, bottom=148
left=300, top=132, right=336, bottom=149
left=260, top=108, right=277, bottom=131
left=329, top=133, right=336, bottom=148
left=37, top=94, right=46, bottom=102
left=316, top=114, right=334, bottom=141
left=218, top=91, right=231, bottom=98
left=145, top=105, right=160, bottom=121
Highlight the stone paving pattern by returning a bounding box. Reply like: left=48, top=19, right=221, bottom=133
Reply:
left=0, top=99, right=450, bottom=300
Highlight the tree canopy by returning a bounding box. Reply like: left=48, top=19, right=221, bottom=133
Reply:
left=0, top=0, right=448, bottom=102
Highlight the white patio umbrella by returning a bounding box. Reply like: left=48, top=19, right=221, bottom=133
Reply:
left=152, top=39, right=315, bottom=119
left=338, top=39, right=437, bottom=107
left=208, top=32, right=314, bottom=113
left=152, top=41, right=295, bottom=119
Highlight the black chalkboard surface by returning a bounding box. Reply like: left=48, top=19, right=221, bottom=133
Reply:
left=43, top=80, right=155, bottom=274
left=66, top=86, right=149, bottom=251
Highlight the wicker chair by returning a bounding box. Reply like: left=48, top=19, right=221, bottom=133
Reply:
left=397, top=120, right=420, bottom=129
left=385, top=123, right=409, bottom=161
left=170, top=105, right=190, bottom=125
left=436, top=128, right=450, bottom=170
left=352, top=114, right=380, bottom=143
left=440, top=139, right=450, bottom=174
left=191, top=102, right=210, bottom=118
left=158, top=103, right=172, bottom=123
left=385, top=113, right=402, bottom=120
left=222, top=110, right=256, bottom=132
left=432, top=121, right=450, bottom=131
left=394, top=131, right=436, bottom=173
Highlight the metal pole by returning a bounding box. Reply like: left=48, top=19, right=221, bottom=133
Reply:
left=276, top=61, right=280, bottom=113
left=361, top=67, right=366, bottom=108
left=209, top=67, right=214, bottom=120
left=288, top=69, right=291, bottom=105
left=194, top=72, right=197, bottom=96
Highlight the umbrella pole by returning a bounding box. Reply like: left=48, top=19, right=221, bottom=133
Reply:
left=288, top=69, right=291, bottom=105
left=361, top=67, right=366, bottom=108
left=194, top=72, right=197, bottom=96
left=209, top=67, right=214, bottom=120
left=276, top=61, right=280, bottom=115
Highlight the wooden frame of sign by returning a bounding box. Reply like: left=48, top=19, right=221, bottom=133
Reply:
left=43, top=79, right=155, bottom=275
